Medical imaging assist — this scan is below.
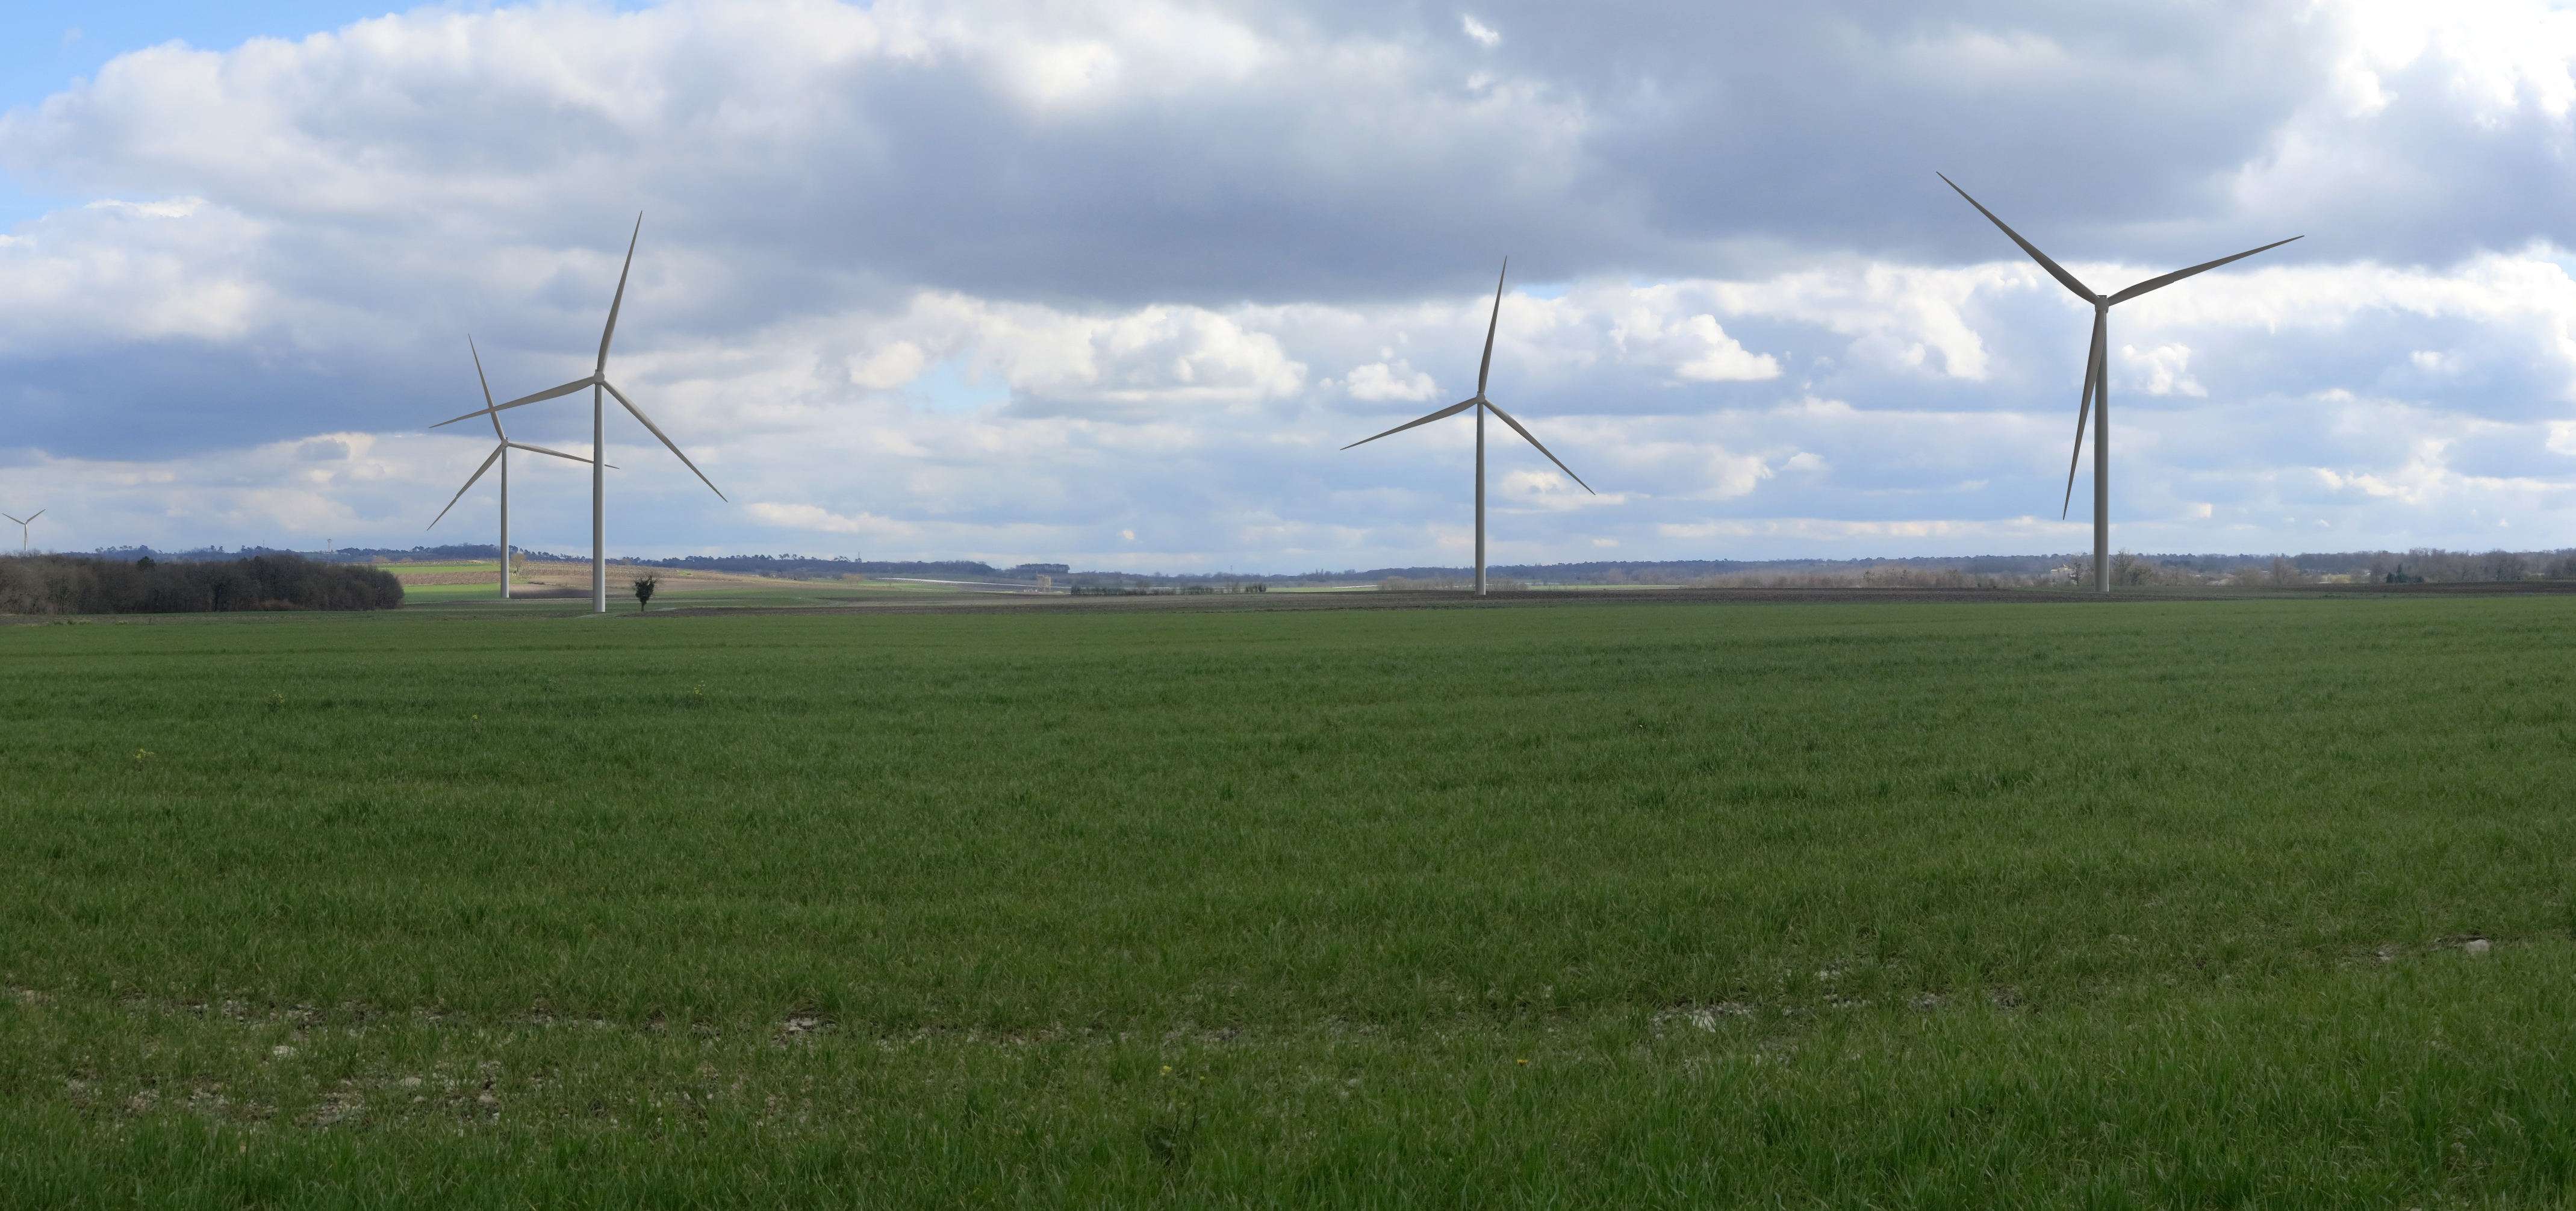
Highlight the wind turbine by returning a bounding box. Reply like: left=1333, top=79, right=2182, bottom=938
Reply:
left=1, top=509, right=40, bottom=553
left=1940, top=173, right=2298, bottom=593
left=429, top=214, right=724, bottom=613
left=427, top=337, right=608, bottom=598
left=1343, top=260, right=1595, bottom=596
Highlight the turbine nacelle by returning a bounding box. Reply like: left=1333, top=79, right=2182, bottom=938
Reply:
left=428, top=218, right=725, bottom=505
left=1342, top=259, right=1599, bottom=596
left=1940, top=172, right=2300, bottom=584
left=1342, top=260, right=1596, bottom=496
left=2, top=508, right=41, bottom=553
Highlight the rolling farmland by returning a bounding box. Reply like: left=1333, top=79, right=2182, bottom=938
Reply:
left=5, top=592, right=2575, bottom=1206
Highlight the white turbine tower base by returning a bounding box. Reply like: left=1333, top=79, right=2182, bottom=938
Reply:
left=1940, top=174, right=2298, bottom=593
left=427, top=336, right=608, bottom=597
left=2, top=509, right=42, bottom=554
left=429, top=214, right=726, bottom=613
left=1343, top=259, right=1596, bottom=596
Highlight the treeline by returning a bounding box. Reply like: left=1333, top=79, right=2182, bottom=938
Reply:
left=2063, top=548, right=2576, bottom=588
left=76, top=544, right=1032, bottom=584
left=1092, top=549, right=2576, bottom=588
left=0, top=553, right=403, bottom=615
left=1080, top=555, right=2085, bottom=585
left=57, top=544, right=2576, bottom=589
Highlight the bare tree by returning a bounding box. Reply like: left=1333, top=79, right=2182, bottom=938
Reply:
left=631, top=573, right=659, bottom=612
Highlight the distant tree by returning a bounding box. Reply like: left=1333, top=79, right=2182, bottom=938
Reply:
left=631, top=573, right=659, bottom=612
left=0, top=552, right=397, bottom=615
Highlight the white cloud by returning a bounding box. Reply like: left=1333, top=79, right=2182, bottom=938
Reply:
left=1344, top=359, right=1437, bottom=401
left=2124, top=343, right=2207, bottom=397
left=1604, top=305, right=1781, bottom=383
left=745, top=502, right=915, bottom=536
left=1702, top=265, right=2009, bottom=380
left=850, top=341, right=929, bottom=391
left=1460, top=14, right=1501, bottom=48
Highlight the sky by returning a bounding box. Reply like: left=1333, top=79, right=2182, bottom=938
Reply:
left=5, top=0, right=2576, bottom=571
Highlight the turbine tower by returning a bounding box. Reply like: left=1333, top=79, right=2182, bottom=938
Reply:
left=1940, top=174, right=2298, bottom=593
left=2, top=509, right=41, bottom=553
left=1343, top=260, right=1595, bottom=596
left=426, top=336, right=608, bottom=598
left=431, top=214, right=725, bottom=613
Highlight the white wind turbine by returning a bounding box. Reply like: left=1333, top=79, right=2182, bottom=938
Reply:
left=2, top=508, right=41, bottom=553
left=430, top=214, right=725, bottom=613
left=427, top=337, right=609, bottom=599
left=1343, top=260, right=1595, bottom=596
left=1940, top=173, right=2299, bottom=593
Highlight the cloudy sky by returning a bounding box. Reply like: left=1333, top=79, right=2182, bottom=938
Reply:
left=5, top=0, right=2576, bottom=570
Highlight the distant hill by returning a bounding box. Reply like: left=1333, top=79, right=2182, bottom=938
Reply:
left=60, top=543, right=2576, bottom=587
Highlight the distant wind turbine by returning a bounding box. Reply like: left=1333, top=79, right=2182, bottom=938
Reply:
left=1343, top=259, right=1595, bottom=596
left=429, top=214, right=725, bottom=613
left=2, top=509, right=40, bottom=553
left=427, top=336, right=609, bottom=599
left=1940, top=173, right=2299, bottom=593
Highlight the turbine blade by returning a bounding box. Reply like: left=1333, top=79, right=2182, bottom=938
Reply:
left=1938, top=173, right=2094, bottom=303
left=1341, top=397, right=1478, bottom=450
left=1481, top=399, right=1595, bottom=494
left=2062, top=314, right=2103, bottom=520
left=429, top=374, right=597, bottom=428
left=0, top=514, right=21, bottom=525
left=429, top=446, right=504, bottom=530
left=599, top=213, right=642, bottom=373
left=2106, top=235, right=2303, bottom=305
left=507, top=440, right=612, bottom=468
left=25, top=510, right=39, bottom=522
left=1476, top=258, right=1507, bottom=397
left=600, top=379, right=725, bottom=500
left=470, top=335, right=503, bottom=440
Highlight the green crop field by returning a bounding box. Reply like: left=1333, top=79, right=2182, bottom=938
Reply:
left=5, top=594, right=2575, bottom=1207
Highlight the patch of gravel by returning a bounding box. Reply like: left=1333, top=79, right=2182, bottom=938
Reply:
left=1652, top=1002, right=1755, bottom=1033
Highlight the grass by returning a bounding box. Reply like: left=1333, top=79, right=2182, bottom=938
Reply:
left=4, top=594, right=2575, bottom=1206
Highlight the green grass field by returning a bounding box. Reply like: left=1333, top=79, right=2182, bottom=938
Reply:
left=5, top=595, right=2575, bottom=1206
